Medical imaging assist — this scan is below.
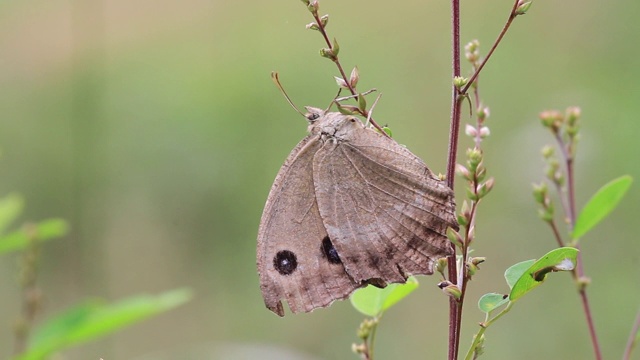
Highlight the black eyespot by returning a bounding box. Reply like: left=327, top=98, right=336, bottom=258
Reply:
left=273, top=250, right=297, bottom=275
left=321, top=236, right=342, bottom=264
left=307, top=113, right=320, bottom=121
left=349, top=118, right=356, bottom=122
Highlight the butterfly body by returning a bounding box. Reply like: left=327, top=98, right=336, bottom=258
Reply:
left=257, top=108, right=457, bottom=316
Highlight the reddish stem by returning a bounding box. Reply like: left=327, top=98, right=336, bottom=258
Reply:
left=446, top=0, right=462, bottom=358
left=555, top=129, right=602, bottom=360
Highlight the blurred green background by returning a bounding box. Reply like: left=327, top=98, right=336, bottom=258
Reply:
left=0, top=0, right=638, bottom=359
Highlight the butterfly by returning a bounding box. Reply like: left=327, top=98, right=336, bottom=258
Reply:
left=257, top=107, right=457, bottom=316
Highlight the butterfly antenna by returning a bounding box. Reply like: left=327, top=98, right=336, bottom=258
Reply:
left=271, top=72, right=306, bottom=118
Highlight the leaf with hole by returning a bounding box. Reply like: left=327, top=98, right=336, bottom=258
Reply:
left=350, top=277, right=419, bottom=317
left=572, top=175, right=632, bottom=240
left=509, top=247, right=578, bottom=301
left=504, top=259, right=535, bottom=289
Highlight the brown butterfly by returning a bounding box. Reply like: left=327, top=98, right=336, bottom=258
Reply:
left=257, top=107, right=457, bottom=316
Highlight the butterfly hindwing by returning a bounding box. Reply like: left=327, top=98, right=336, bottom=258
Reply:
left=257, top=134, right=359, bottom=316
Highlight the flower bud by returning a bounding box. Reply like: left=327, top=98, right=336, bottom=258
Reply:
left=352, top=343, right=366, bottom=354
left=435, top=257, right=448, bottom=275
left=320, top=14, right=329, bottom=27
left=541, top=145, right=554, bottom=159
left=539, top=110, right=563, bottom=132
left=532, top=182, right=548, bottom=204
left=566, top=106, right=581, bottom=126
left=456, top=164, right=472, bottom=181
left=319, top=48, right=335, bottom=60
left=477, top=177, right=495, bottom=198
left=438, top=281, right=462, bottom=299
left=465, top=124, right=478, bottom=138
left=349, top=66, right=359, bottom=88
left=479, top=126, right=490, bottom=138
left=446, top=227, right=464, bottom=248
left=334, top=76, right=348, bottom=88
left=515, top=0, right=532, bottom=15
left=308, top=0, right=319, bottom=14
left=453, top=76, right=469, bottom=89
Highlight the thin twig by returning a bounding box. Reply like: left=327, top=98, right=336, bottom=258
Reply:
left=547, top=219, right=566, bottom=248
left=460, top=0, right=521, bottom=95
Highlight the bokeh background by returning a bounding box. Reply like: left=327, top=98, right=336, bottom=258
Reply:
left=1, top=0, right=638, bottom=359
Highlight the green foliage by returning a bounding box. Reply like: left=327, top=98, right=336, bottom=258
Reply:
left=504, top=259, right=535, bottom=289
left=14, top=289, right=192, bottom=360
left=350, top=277, right=419, bottom=317
left=0, top=219, right=68, bottom=255
left=509, top=247, right=579, bottom=301
left=478, top=293, right=509, bottom=314
left=572, top=175, right=633, bottom=240
left=0, top=193, right=24, bottom=234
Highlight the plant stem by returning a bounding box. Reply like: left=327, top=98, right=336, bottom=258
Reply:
left=447, top=1, right=525, bottom=359
left=368, top=319, right=379, bottom=360
left=13, top=226, right=40, bottom=355
left=554, top=127, right=602, bottom=360
left=463, top=302, right=513, bottom=360
left=623, top=308, right=640, bottom=360
left=547, top=219, right=566, bottom=248
left=446, top=0, right=462, bottom=358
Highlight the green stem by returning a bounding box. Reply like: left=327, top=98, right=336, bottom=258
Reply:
left=368, top=318, right=379, bottom=360
left=463, top=302, right=514, bottom=360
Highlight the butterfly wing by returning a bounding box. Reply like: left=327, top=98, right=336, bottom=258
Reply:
left=312, top=126, right=457, bottom=285
left=257, top=135, right=360, bottom=316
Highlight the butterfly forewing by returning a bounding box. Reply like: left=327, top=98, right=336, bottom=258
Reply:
left=312, top=124, right=456, bottom=285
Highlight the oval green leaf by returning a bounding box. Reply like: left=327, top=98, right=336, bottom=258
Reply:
left=572, top=175, right=633, bottom=240
left=350, top=277, right=419, bottom=317
left=478, top=293, right=510, bottom=314
left=509, top=247, right=579, bottom=301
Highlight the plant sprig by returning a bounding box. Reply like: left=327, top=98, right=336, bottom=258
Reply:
left=445, top=3, right=530, bottom=356
left=534, top=107, right=633, bottom=360
left=300, top=0, right=389, bottom=137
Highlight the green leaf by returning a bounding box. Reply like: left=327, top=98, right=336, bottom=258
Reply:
left=478, top=293, right=509, bottom=314
left=572, top=175, right=632, bottom=240
left=504, top=259, right=535, bottom=289
left=0, top=219, right=68, bottom=255
left=350, top=277, right=419, bottom=317
left=509, top=247, right=579, bottom=301
left=0, top=193, right=24, bottom=235
left=16, top=288, right=192, bottom=360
